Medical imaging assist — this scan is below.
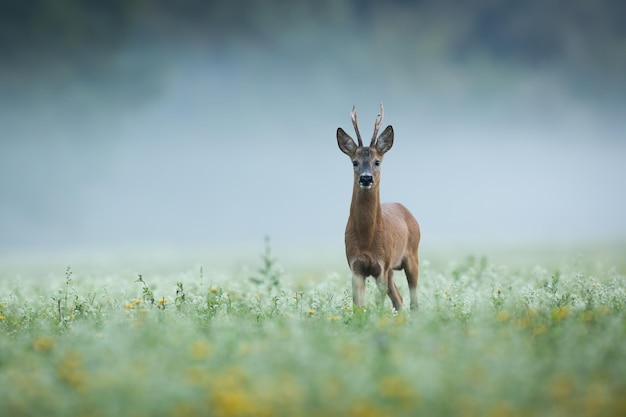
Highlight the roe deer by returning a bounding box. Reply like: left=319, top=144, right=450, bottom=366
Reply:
left=337, top=103, right=421, bottom=311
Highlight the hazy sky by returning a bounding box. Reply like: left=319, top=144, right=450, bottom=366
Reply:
left=1, top=4, right=625, bottom=256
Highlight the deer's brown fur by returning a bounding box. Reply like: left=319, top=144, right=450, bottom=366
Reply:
left=337, top=104, right=420, bottom=311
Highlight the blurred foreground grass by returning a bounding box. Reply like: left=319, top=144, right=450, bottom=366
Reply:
left=1, top=245, right=625, bottom=417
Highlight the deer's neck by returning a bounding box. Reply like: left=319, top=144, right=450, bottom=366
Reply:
left=349, top=185, right=383, bottom=245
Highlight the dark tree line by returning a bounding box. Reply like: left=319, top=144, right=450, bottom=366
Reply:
left=1, top=0, right=625, bottom=100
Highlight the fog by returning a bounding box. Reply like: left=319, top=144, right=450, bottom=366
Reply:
left=1, top=1, right=625, bottom=258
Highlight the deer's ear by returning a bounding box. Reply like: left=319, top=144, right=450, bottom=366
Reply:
left=375, top=126, right=394, bottom=155
left=337, top=128, right=357, bottom=156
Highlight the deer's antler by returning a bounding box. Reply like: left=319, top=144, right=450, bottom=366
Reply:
left=370, top=102, right=384, bottom=146
left=350, top=106, right=363, bottom=147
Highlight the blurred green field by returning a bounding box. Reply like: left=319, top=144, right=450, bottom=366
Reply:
left=1, top=243, right=625, bottom=417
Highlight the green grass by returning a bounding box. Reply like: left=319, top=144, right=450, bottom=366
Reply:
left=1, top=245, right=625, bottom=417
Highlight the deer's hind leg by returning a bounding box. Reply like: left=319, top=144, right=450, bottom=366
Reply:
left=403, top=254, right=419, bottom=311
left=386, top=269, right=403, bottom=312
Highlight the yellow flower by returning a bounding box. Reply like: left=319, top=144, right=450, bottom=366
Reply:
left=516, top=317, right=530, bottom=329
left=580, top=311, right=595, bottom=323
left=56, top=351, right=88, bottom=392
left=190, top=340, right=212, bottom=359
left=212, top=389, right=258, bottom=417
left=33, top=336, right=55, bottom=352
left=552, top=306, right=569, bottom=321
left=340, top=342, right=364, bottom=364
left=208, top=367, right=269, bottom=417
left=0, top=314, right=5, bottom=321
left=308, top=309, right=316, bottom=315
left=496, top=311, right=510, bottom=322
left=548, top=373, right=574, bottom=400
left=349, top=402, right=388, bottom=417
left=328, top=315, right=340, bottom=321
left=210, top=287, right=219, bottom=293
left=378, top=376, right=420, bottom=413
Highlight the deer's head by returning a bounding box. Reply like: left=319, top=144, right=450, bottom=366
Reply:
left=337, top=103, right=394, bottom=190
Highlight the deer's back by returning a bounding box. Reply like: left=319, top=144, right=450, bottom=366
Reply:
left=382, top=202, right=419, bottom=234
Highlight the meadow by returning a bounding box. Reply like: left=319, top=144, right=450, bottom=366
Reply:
left=1, top=242, right=625, bottom=417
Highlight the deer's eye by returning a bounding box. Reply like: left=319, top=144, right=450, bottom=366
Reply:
left=374, top=160, right=381, bottom=166
left=352, top=160, right=358, bottom=167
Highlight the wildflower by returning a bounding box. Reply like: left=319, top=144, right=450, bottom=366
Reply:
left=393, top=313, right=408, bottom=324
left=125, top=299, right=141, bottom=309
left=212, top=389, right=258, bottom=417
left=0, top=314, right=5, bottom=321
left=349, top=402, right=387, bottom=417
left=487, top=401, right=515, bottom=417
left=210, top=287, right=219, bottom=293
left=308, top=309, right=316, bottom=315
left=268, top=373, right=304, bottom=411
left=328, top=315, right=340, bottom=321
left=496, top=311, right=510, bottom=322
left=158, top=297, right=168, bottom=309
left=584, top=379, right=611, bottom=415
left=57, top=351, right=87, bottom=392
left=340, top=342, right=364, bottom=364
left=552, top=306, right=569, bottom=321
left=379, top=375, right=419, bottom=406
left=580, top=311, right=595, bottom=323
left=377, top=316, right=391, bottom=326
left=190, top=340, right=212, bottom=359
left=548, top=373, right=574, bottom=400
left=33, top=336, right=55, bottom=352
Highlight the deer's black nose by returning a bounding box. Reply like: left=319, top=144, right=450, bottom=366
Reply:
left=359, top=175, right=373, bottom=186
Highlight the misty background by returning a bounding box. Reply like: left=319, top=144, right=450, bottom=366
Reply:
left=1, top=0, right=625, bottom=260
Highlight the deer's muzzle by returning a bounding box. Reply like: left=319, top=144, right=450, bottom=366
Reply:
left=359, top=174, right=373, bottom=189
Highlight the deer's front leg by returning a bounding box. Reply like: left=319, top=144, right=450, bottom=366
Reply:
left=352, top=273, right=366, bottom=309
left=374, top=270, right=388, bottom=309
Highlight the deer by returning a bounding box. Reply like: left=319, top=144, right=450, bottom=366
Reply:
left=337, top=103, right=421, bottom=311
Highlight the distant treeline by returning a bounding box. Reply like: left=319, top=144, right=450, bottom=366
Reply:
left=1, top=0, right=625, bottom=97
